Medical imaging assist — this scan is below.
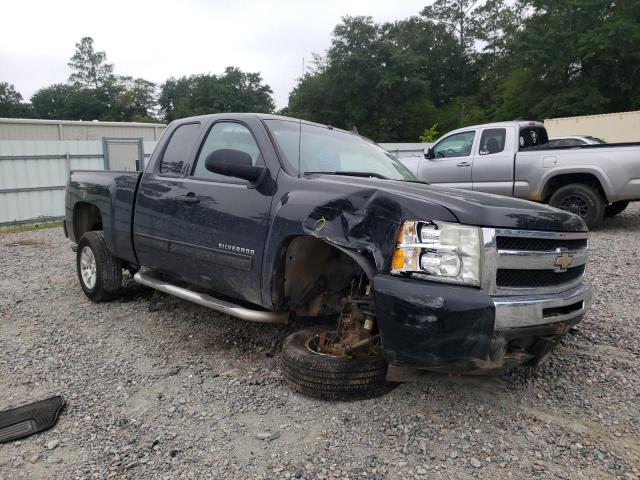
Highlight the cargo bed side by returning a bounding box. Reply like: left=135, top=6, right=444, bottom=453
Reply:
left=65, top=170, right=143, bottom=265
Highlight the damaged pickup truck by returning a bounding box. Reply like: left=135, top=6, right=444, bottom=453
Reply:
left=65, top=113, right=592, bottom=400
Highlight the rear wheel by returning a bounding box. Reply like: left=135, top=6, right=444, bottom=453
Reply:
left=549, top=183, right=605, bottom=229
left=604, top=200, right=629, bottom=218
left=281, top=325, right=394, bottom=400
left=76, top=231, right=123, bottom=301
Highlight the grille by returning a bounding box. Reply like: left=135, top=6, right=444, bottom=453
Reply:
left=496, top=236, right=587, bottom=251
left=497, top=265, right=585, bottom=289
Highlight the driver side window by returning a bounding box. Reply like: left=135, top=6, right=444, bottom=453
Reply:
left=433, top=131, right=475, bottom=158
left=192, top=122, right=262, bottom=182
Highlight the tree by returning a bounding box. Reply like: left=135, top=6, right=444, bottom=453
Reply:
left=28, top=37, right=158, bottom=122
left=0, top=82, right=32, bottom=117
left=68, top=37, right=115, bottom=88
left=493, top=0, right=640, bottom=119
left=287, top=15, right=467, bottom=140
left=110, top=77, right=158, bottom=122
left=159, top=67, right=275, bottom=121
left=31, top=83, right=103, bottom=120
left=421, top=0, right=482, bottom=53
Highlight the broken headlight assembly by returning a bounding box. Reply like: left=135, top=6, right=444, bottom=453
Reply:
left=391, top=221, right=482, bottom=287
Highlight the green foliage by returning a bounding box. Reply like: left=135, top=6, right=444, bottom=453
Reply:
left=159, top=67, right=275, bottom=121
left=4, top=1, right=640, bottom=135
left=288, top=0, right=640, bottom=140
left=4, top=37, right=276, bottom=123
left=26, top=37, right=159, bottom=122
left=68, top=37, right=115, bottom=88
left=419, top=124, right=440, bottom=142
left=0, top=82, right=32, bottom=117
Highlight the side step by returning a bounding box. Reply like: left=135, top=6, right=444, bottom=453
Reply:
left=133, top=271, right=288, bottom=324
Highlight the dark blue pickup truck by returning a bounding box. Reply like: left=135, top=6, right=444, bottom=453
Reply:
left=65, top=113, right=592, bottom=399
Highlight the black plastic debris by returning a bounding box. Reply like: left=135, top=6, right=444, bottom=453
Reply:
left=0, top=395, right=65, bottom=443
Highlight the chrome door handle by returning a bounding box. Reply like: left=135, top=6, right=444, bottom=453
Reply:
left=456, top=161, right=471, bottom=167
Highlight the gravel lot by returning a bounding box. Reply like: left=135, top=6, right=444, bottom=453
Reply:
left=1, top=205, right=639, bottom=480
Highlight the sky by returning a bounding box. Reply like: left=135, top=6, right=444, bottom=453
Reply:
left=0, top=0, right=431, bottom=109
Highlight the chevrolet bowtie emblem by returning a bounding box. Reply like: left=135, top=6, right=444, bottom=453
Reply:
left=554, top=251, right=574, bottom=272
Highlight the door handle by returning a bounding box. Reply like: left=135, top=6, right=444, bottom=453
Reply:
left=176, top=193, right=200, bottom=204
left=456, top=161, right=471, bottom=167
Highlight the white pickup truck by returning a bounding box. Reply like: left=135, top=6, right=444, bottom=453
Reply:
left=401, top=121, right=640, bottom=227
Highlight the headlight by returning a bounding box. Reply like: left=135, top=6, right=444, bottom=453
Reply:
left=391, top=221, right=482, bottom=286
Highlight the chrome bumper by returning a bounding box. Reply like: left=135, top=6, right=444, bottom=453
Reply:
left=493, top=282, right=592, bottom=330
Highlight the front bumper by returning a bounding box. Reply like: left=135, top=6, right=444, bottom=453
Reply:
left=493, top=282, right=591, bottom=330
left=374, top=275, right=591, bottom=374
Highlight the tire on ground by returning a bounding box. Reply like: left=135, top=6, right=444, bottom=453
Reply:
left=548, top=183, right=605, bottom=229
left=76, top=231, right=123, bottom=302
left=281, top=325, right=394, bottom=400
left=604, top=200, right=629, bottom=218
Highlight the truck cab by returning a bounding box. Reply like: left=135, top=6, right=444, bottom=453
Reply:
left=418, top=121, right=547, bottom=196
left=410, top=120, right=640, bottom=227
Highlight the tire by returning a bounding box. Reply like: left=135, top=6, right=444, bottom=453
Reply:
left=604, top=200, right=629, bottom=218
left=548, top=183, right=605, bottom=229
left=76, top=231, right=123, bottom=301
left=281, top=326, right=394, bottom=400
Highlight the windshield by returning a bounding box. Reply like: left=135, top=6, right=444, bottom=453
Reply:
left=585, top=136, right=606, bottom=144
left=264, top=119, right=418, bottom=182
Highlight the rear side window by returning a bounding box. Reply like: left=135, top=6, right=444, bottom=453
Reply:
left=479, top=128, right=506, bottom=155
left=159, top=123, right=201, bottom=175
left=519, top=126, right=549, bottom=149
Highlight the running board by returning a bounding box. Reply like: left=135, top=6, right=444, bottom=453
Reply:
left=133, top=271, right=288, bottom=324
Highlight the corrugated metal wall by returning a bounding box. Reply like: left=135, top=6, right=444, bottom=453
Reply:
left=0, top=118, right=167, bottom=141
left=0, top=140, right=157, bottom=226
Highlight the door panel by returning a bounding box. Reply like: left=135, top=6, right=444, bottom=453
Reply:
left=472, top=126, right=515, bottom=196
left=417, top=131, right=476, bottom=189
left=134, top=122, right=202, bottom=275
left=134, top=120, right=273, bottom=306
left=167, top=121, right=271, bottom=305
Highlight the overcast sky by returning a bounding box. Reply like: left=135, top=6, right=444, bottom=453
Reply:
left=0, top=0, right=430, bottom=109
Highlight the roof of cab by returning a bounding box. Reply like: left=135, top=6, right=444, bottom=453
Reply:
left=446, top=120, right=545, bottom=136
left=170, top=112, right=343, bottom=131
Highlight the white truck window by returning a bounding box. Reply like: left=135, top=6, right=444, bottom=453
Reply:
left=433, top=131, right=475, bottom=158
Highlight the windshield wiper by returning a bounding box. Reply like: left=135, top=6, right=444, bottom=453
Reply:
left=303, top=171, right=391, bottom=180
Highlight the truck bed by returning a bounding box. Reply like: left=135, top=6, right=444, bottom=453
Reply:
left=65, top=170, right=143, bottom=265
left=516, top=142, right=640, bottom=202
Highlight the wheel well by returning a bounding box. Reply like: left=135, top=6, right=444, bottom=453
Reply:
left=542, top=173, right=608, bottom=203
left=272, top=236, right=367, bottom=316
left=73, top=203, right=103, bottom=240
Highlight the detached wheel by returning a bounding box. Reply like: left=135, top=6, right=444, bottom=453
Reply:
left=549, top=183, right=605, bottom=228
left=76, top=231, right=123, bottom=301
left=604, top=200, right=629, bottom=218
left=281, top=326, right=394, bottom=400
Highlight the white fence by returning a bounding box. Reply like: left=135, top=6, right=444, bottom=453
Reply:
left=0, top=140, right=156, bottom=226
left=0, top=140, right=428, bottom=227
left=380, top=142, right=431, bottom=159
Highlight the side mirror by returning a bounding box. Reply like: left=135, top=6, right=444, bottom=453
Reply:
left=205, top=149, right=266, bottom=184
left=424, top=147, right=434, bottom=159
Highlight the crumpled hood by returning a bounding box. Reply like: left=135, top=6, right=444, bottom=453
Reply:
left=313, top=176, right=587, bottom=232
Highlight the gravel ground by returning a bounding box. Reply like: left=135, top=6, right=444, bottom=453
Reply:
left=1, top=205, right=639, bottom=480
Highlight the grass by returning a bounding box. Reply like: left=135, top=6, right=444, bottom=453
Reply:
left=0, top=220, right=63, bottom=234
